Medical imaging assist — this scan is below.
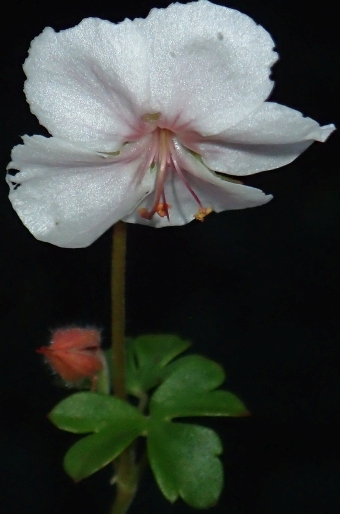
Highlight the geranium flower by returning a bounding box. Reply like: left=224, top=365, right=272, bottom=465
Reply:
left=7, top=0, right=334, bottom=248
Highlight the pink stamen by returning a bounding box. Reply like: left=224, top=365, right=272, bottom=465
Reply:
left=161, top=191, right=170, bottom=221
left=138, top=127, right=210, bottom=222
left=170, top=148, right=203, bottom=208
left=139, top=129, right=170, bottom=220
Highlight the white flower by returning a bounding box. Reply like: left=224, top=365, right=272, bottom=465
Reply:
left=7, top=0, right=335, bottom=248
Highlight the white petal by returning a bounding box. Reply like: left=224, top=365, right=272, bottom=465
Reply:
left=123, top=143, right=271, bottom=228
left=24, top=18, right=151, bottom=151
left=7, top=136, right=155, bottom=247
left=134, top=0, right=277, bottom=135
left=184, top=103, right=336, bottom=175
left=216, top=103, right=335, bottom=144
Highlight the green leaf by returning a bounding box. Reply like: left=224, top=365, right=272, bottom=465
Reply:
left=146, top=355, right=248, bottom=505
left=125, top=334, right=190, bottom=396
left=150, top=355, right=248, bottom=419
left=50, top=393, right=147, bottom=480
left=130, top=334, right=190, bottom=368
left=156, top=390, right=249, bottom=419
left=150, top=355, right=247, bottom=419
left=147, top=418, right=223, bottom=508
left=104, top=335, right=190, bottom=396
left=157, top=354, right=226, bottom=396
left=64, top=423, right=142, bottom=481
left=50, top=337, right=249, bottom=498
left=49, top=392, right=146, bottom=434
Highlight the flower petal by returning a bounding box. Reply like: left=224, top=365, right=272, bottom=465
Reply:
left=135, top=0, right=277, bottom=135
left=24, top=18, right=151, bottom=150
left=7, top=136, right=155, bottom=247
left=123, top=143, right=271, bottom=227
left=184, top=102, right=336, bottom=175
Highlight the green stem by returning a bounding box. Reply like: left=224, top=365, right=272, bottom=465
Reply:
left=110, top=450, right=148, bottom=514
left=110, top=486, right=135, bottom=514
left=110, top=222, right=138, bottom=514
left=94, top=352, right=110, bottom=395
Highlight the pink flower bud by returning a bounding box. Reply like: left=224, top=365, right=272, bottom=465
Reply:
left=37, top=328, right=103, bottom=383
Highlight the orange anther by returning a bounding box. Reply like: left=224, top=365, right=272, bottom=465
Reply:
left=156, top=202, right=171, bottom=217
left=194, top=207, right=212, bottom=222
left=138, top=207, right=150, bottom=219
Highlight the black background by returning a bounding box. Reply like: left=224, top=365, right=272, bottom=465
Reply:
left=1, top=1, right=339, bottom=513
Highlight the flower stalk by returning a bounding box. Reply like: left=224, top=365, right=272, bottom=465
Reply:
left=111, top=221, right=127, bottom=401
left=110, top=221, right=137, bottom=514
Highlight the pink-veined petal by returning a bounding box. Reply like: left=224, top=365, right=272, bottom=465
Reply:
left=7, top=136, right=155, bottom=247
left=123, top=143, right=271, bottom=227
left=181, top=102, right=335, bottom=175
left=134, top=0, right=277, bottom=135
left=24, top=18, right=151, bottom=151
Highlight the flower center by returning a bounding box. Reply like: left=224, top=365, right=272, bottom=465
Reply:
left=138, top=127, right=212, bottom=222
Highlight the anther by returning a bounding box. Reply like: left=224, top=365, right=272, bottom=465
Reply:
left=156, top=202, right=171, bottom=218
left=194, top=207, right=212, bottom=221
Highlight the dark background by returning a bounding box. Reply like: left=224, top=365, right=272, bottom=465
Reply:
left=1, top=0, right=339, bottom=513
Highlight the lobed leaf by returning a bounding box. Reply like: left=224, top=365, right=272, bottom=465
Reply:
left=125, top=334, right=190, bottom=395
left=64, top=423, right=143, bottom=481
left=147, top=418, right=223, bottom=508
left=49, top=391, right=145, bottom=433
